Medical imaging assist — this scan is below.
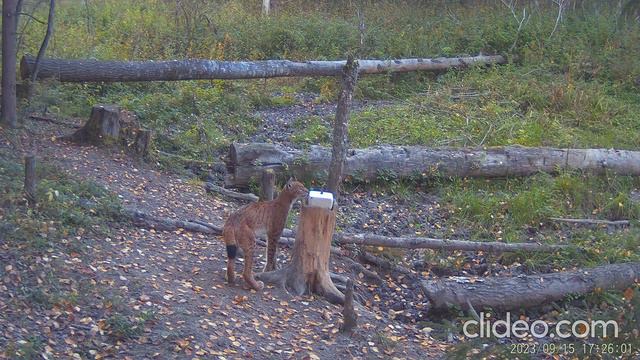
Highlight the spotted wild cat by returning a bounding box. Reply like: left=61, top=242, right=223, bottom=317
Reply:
left=222, top=179, right=308, bottom=290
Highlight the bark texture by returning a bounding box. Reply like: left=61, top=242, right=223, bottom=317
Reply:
left=256, top=205, right=344, bottom=304
left=422, top=262, right=640, bottom=311
left=21, top=54, right=506, bottom=82
left=226, top=143, right=640, bottom=187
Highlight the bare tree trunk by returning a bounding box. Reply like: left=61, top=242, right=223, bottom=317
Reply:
left=2, top=0, right=19, bottom=127
left=24, top=155, right=36, bottom=207
left=30, top=0, right=56, bottom=84
left=262, top=0, right=270, bottom=16
left=256, top=206, right=344, bottom=304
left=20, top=54, right=506, bottom=82
left=260, top=169, right=275, bottom=201
left=226, top=143, right=640, bottom=187
left=422, top=262, right=640, bottom=311
left=327, top=57, right=359, bottom=199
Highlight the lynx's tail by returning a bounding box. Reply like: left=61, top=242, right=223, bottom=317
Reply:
left=222, top=227, right=237, bottom=284
left=222, top=227, right=237, bottom=259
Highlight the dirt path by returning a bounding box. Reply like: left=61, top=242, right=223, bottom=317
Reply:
left=3, top=120, right=446, bottom=359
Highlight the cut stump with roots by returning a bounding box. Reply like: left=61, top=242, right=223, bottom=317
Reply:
left=257, top=205, right=345, bottom=304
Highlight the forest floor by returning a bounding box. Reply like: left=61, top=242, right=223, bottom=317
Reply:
left=1, top=115, right=449, bottom=359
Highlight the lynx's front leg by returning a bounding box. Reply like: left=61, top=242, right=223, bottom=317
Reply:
left=264, top=230, right=282, bottom=272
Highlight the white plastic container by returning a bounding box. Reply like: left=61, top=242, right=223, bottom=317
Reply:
left=307, top=190, right=335, bottom=210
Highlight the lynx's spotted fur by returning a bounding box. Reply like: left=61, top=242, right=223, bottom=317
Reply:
left=222, top=179, right=308, bottom=290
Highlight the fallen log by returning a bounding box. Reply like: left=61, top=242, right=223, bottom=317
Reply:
left=204, top=182, right=259, bottom=202
left=125, top=209, right=223, bottom=234
left=28, top=115, right=82, bottom=128
left=125, top=209, right=571, bottom=254
left=226, top=143, right=640, bottom=187
left=20, top=54, right=505, bottom=82
left=335, top=233, right=570, bottom=253
left=422, top=262, right=640, bottom=311
left=549, top=217, right=631, bottom=226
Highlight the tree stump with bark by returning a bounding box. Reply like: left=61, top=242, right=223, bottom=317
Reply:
left=256, top=204, right=344, bottom=304
left=64, top=104, right=153, bottom=158
left=65, top=104, right=121, bottom=144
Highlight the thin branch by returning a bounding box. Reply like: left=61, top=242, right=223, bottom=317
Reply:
left=17, top=12, right=46, bottom=25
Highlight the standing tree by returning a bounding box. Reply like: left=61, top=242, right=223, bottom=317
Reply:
left=30, top=0, right=56, bottom=84
left=326, top=56, right=359, bottom=198
left=2, top=0, right=19, bottom=127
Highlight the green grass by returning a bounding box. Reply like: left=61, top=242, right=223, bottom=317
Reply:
left=442, top=172, right=640, bottom=238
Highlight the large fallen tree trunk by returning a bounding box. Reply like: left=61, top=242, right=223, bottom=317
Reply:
left=335, top=233, right=570, bottom=253
left=226, top=143, right=640, bottom=187
left=20, top=54, right=505, bottom=82
left=422, top=262, right=640, bottom=311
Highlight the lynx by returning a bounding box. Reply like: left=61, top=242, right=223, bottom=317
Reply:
left=222, top=179, right=308, bottom=290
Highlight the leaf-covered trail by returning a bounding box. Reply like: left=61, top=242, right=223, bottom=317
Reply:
left=2, top=121, right=446, bottom=359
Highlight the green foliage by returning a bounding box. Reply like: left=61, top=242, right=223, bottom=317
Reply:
left=291, top=116, right=330, bottom=146
left=106, top=310, right=155, bottom=341
left=0, top=155, right=122, bottom=253
left=442, top=173, right=640, bottom=248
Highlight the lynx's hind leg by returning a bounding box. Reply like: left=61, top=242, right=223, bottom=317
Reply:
left=239, top=230, right=264, bottom=291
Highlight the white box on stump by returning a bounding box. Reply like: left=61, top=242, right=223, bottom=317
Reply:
left=307, top=190, right=335, bottom=210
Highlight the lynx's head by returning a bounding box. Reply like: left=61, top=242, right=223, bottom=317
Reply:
left=282, top=178, right=308, bottom=200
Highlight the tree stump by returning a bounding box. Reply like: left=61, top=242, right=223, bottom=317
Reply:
left=65, top=104, right=121, bottom=144
left=256, top=204, right=344, bottom=304
left=133, top=129, right=152, bottom=158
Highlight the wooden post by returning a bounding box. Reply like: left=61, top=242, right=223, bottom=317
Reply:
left=340, top=278, right=358, bottom=332
left=325, top=56, right=358, bottom=199
left=257, top=205, right=344, bottom=304
left=24, top=155, right=36, bottom=207
left=260, top=169, right=275, bottom=201
left=133, top=129, right=152, bottom=158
